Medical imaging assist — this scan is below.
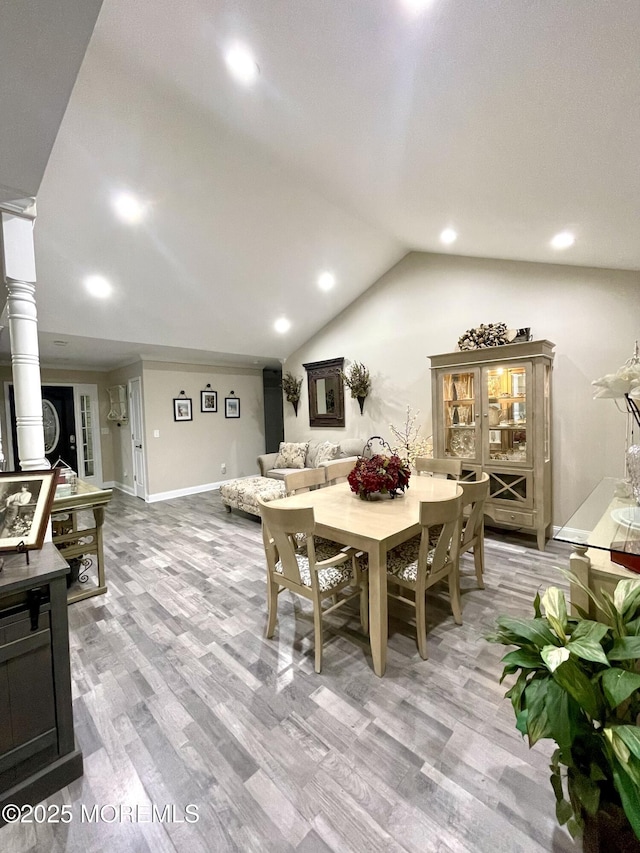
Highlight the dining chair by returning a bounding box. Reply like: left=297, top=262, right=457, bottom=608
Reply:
left=285, top=467, right=342, bottom=556
left=384, top=493, right=463, bottom=659
left=258, top=498, right=368, bottom=673
left=415, top=457, right=462, bottom=479
left=323, top=458, right=356, bottom=486
left=459, top=472, right=490, bottom=588
left=284, top=467, right=326, bottom=495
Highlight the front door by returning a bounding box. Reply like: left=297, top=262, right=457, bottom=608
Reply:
left=9, top=385, right=78, bottom=471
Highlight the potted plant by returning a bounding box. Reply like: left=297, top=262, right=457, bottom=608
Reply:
left=487, top=577, right=640, bottom=852
left=281, top=372, right=302, bottom=416
left=341, top=361, right=371, bottom=414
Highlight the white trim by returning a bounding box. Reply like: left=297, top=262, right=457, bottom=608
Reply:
left=108, top=480, right=136, bottom=497
left=145, top=480, right=231, bottom=503
left=73, top=383, right=104, bottom=486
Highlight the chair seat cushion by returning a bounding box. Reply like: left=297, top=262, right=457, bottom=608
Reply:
left=386, top=538, right=435, bottom=584
left=275, top=552, right=353, bottom=592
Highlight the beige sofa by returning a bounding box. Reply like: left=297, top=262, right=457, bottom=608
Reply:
left=257, top=437, right=366, bottom=480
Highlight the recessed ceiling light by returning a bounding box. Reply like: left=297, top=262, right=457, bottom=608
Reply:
left=400, top=0, right=434, bottom=14
left=84, top=275, right=112, bottom=299
left=224, top=43, right=259, bottom=86
left=112, top=191, right=146, bottom=224
left=550, top=231, right=575, bottom=250
left=440, top=228, right=458, bottom=245
left=274, top=317, right=291, bottom=334
left=318, top=271, right=336, bottom=291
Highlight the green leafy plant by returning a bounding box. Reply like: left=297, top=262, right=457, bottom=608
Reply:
left=340, top=362, right=371, bottom=399
left=487, top=576, right=640, bottom=842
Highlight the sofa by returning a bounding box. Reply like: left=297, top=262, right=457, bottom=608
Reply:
left=257, top=437, right=367, bottom=480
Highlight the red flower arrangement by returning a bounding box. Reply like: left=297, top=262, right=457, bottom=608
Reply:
left=347, top=453, right=411, bottom=500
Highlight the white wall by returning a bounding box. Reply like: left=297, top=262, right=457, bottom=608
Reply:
left=284, top=251, right=640, bottom=525
left=140, top=362, right=265, bottom=498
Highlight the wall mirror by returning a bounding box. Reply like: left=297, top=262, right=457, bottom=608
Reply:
left=303, top=357, right=345, bottom=427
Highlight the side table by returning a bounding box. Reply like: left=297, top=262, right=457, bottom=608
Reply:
left=554, top=478, right=640, bottom=617
left=51, top=480, right=112, bottom=604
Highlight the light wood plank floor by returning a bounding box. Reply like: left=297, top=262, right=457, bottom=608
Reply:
left=4, top=490, right=579, bottom=852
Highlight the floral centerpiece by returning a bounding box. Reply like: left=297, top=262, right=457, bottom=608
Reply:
left=347, top=436, right=411, bottom=500
left=592, top=343, right=640, bottom=502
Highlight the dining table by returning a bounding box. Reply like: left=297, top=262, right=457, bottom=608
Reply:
left=267, top=476, right=462, bottom=676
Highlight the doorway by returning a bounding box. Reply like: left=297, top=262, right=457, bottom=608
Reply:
left=129, top=377, right=146, bottom=499
left=6, top=383, right=103, bottom=485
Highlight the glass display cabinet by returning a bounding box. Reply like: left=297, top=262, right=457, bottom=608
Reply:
left=430, top=340, right=554, bottom=549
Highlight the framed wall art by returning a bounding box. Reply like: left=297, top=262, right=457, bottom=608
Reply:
left=201, top=389, right=218, bottom=413
left=173, top=397, right=193, bottom=421
left=0, top=469, right=58, bottom=552
left=225, top=396, right=240, bottom=418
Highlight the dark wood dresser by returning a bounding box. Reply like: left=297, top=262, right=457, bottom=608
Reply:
left=0, top=544, right=82, bottom=821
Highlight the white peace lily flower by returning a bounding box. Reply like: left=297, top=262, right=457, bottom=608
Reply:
left=592, top=365, right=640, bottom=398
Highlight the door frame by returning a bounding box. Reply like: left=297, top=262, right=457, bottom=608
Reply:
left=128, top=377, right=147, bottom=500
left=3, top=381, right=104, bottom=485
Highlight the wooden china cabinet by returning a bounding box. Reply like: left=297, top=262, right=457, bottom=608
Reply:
left=429, top=340, right=554, bottom=550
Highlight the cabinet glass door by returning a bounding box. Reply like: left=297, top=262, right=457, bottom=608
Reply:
left=442, top=370, right=478, bottom=460
left=484, top=364, right=530, bottom=464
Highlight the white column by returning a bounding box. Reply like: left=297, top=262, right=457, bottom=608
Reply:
left=0, top=208, right=48, bottom=470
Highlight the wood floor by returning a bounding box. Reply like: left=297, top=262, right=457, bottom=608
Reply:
left=4, top=490, right=579, bottom=853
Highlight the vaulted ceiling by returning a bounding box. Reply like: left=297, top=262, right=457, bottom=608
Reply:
left=2, top=1, right=639, bottom=369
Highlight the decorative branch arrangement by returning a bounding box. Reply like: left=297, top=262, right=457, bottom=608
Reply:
left=281, top=372, right=303, bottom=416
left=389, top=406, right=433, bottom=466
left=340, top=361, right=371, bottom=414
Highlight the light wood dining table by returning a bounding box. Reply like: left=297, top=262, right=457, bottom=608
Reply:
left=267, top=477, right=462, bottom=676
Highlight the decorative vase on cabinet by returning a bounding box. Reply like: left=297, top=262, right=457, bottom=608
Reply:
left=429, top=340, right=554, bottom=550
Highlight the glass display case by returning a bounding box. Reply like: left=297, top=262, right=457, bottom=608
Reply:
left=430, top=340, right=555, bottom=550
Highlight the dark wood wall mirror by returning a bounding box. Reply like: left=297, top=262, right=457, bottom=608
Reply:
left=303, top=357, right=345, bottom=427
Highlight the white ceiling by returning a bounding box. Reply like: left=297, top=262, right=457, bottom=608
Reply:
left=2, top=1, right=639, bottom=370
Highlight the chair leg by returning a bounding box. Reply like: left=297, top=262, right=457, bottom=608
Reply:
left=312, top=591, right=323, bottom=673
left=360, top=576, right=369, bottom=634
left=474, top=538, right=485, bottom=589
left=449, top=565, right=463, bottom=625
left=415, top=590, right=428, bottom=660
left=266, top=579, right=279, bottom=638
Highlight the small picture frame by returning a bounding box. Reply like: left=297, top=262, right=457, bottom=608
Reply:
left=0, top=470, right=58, bottom=552
left=225, top=397, right=240, bottom=419
left=201, top=390, right=218, bottom=413
left=173, top=398, right=193, bottom=421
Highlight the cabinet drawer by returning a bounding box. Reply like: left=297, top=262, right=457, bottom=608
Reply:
left=491, top=507, right=535, bottom=527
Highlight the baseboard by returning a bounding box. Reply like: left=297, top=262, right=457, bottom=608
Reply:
left=146, top=480, right=227, bottom=503
left=108, top=481, right=136, bottom=497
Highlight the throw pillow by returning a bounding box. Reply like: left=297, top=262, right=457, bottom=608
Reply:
left=274, top=442, right=309, bottom=470
left=314, top=441, right=338, bottom=466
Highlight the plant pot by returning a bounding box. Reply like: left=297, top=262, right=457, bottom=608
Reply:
left=583, top=804, right=640, bottom=853
left=357, top=395, right=366, bottom=415
left=291, top=400, right=299, bottom=417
